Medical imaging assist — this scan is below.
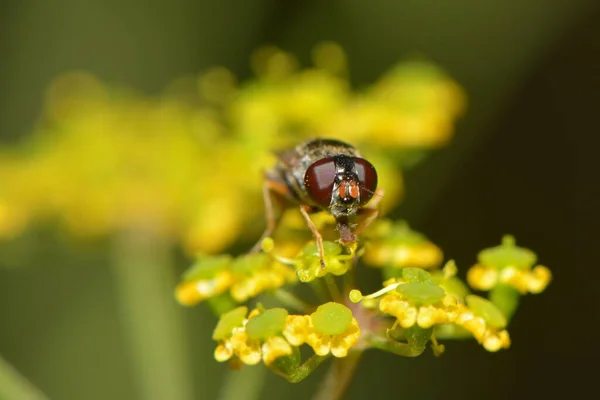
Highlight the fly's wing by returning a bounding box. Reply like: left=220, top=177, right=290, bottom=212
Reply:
left=262, top=147, right=302, bottom=203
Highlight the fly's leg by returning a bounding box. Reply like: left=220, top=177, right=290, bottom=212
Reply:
left=300, top=204, right=326, bottom=269
left=250, top=179, right=290, bottom=253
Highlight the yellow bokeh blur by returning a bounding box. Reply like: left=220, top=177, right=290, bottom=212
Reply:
left=0, top=43, right=465, bottom=254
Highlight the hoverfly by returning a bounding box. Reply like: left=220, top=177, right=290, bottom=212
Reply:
left=253, top=138, right=381, bottom=266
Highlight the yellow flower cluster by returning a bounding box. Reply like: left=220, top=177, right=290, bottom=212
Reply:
left=176, top=269, right=233, bottom=305
left=351, top=269, right=511, bottom=352
left=378, top=289, right=458, bottom=329
left=283, top=315, right=360, bottom=358
left=176, top=253, right=296, bottom=306
left=466, top=235, right=552, bottom=294
left=213, top=303, right=361, bottom=366
left=213, top=307, right=293, bottom=366
left=452, top=303, right=511, bottom=352
left=467, top=264, right=551, bottom=294
left=0, top=43, right=464, bottom=253
left=362, top=220, right=443, bottom=269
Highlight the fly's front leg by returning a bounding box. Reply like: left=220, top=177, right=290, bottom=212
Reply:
left=250, top=179, right=290, bottom=253
left=299, top=205, right=326, bottom=269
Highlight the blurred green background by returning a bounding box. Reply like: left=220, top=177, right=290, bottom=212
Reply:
left=0, top=1, right=597, bottom=399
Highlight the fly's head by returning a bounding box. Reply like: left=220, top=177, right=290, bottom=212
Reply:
left=303, top=154, right=378, bottom=219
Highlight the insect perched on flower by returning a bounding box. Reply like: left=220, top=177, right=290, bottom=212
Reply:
left=253, top=138, right=381, bottom=266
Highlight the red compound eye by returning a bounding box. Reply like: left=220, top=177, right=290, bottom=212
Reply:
left=353, top=157, right=377, bottom=205
left=304, top=157, right=336, bottom=208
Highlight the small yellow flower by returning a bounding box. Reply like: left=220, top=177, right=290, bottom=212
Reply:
left=468, top=264, right=551, bottom=294
left=379, top=292, right=457, bottom=329
left=175, top=270, right=233, bottom=306
left=176, top=252, right=296, bottom=306
left=229, top=255, right=297, bottom=302
left=213, top=307, right=293, bottom=366
left=453, top=304, right=511, bottom=352
left=467, top=235, right=551, bottom=294
left=363, top=220, right=443, bottom=269
left=283, top=303, right=361, bottom=358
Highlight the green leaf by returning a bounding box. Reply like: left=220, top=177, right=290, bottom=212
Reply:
left=311, top=302, right=352, bottom=335
left=246, top=308, right=289, bottom=340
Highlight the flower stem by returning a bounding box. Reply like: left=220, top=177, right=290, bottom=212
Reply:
left=112, top=227, right=194, bottom=400
left=367, top=327, right=431, bottom=357
left=272, top=354, right=329, bottom=383
left=324, top=275, right=343, bottom=302
left=273, top=289, right=312, bottom=312
left=312, top=351, right=362, bottom=400
left=0, top=354, right=49, bottom=400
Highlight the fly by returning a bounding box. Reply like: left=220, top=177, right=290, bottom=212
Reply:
left=253, top=138, right=382, bottom=267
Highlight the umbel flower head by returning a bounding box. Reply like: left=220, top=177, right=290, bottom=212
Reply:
left=362, top=220, right=443, bottom=270
left=350, top=266, right=511, bottom=352
left=283, top=302, right=361, bottom=358
left=275, top=240, right=356, bottom=283
left=213, top=306, right=294, bottom=366
left=177, top=222, right=550, bottom=383
left=175, top=252, right=296, bottom=306
left=212, top=302, right=361, bottom=366
left=467, top=235, right=552, bottom=294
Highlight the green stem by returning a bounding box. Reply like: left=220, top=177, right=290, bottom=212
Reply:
left=368, top=327, right=431, bottom=357
left=0, top=355, right=49, bottom=400
left=311, top=279, right=330, bottom=302
left=324, top=275, right=342, bottom=302
left=489, top=284, right=520, bottom=322
left=312, top=351, right=362, bottom=400
left=218, top=365, right=267, bottom=400
left=272, top=354, right=329, bottom=383
left=273, top=289, right=312, bottom=313
left=112, top=227, right=194, bottom=400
